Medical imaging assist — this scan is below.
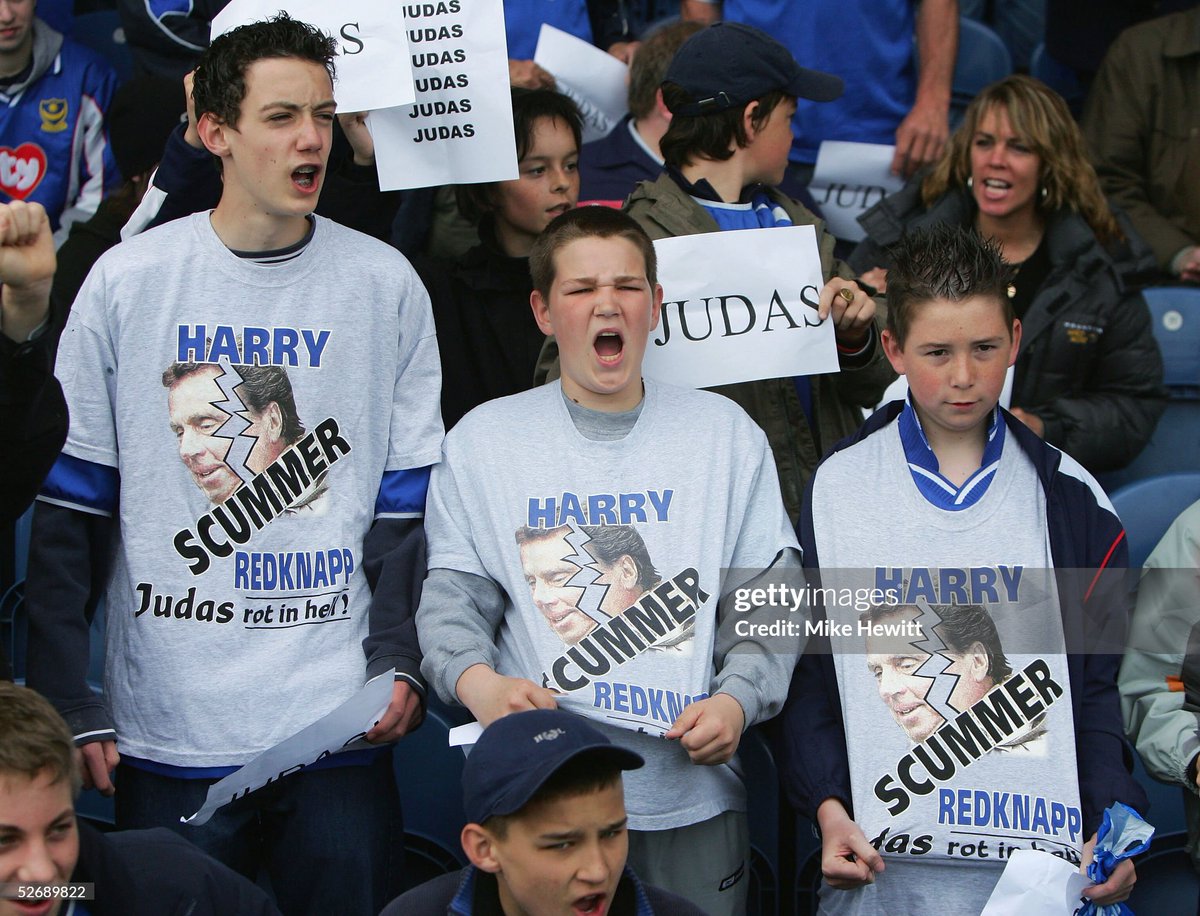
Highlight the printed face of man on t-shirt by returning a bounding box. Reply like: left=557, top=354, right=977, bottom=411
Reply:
left=865, top=606, right=996, bottom=743
left=518, top=526, right=647, bottom=646
left=167, top=364, right=287, bottom=505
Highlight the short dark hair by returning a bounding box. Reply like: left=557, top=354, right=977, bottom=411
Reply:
left=658, top=86, right=788, bottom=170
left=864, top=603, right=1012, bottom=684
left=192, top=13, right=337, bottom=128
left=457, top=89, right=583, bottom=224
left=0, top=683, right=80, bottom=797
left=581, top=524, right=660, bottom=592
left=885, top=224, right=1015, bottom=348
left=628, top=21, right=705, bottom=121
left=529, top=206, right=657, bottom=300
left=162, top=360, right=306, bottom=446
left=935, top=603, right=1012, bottom=683
left=485, top=753, right=624, bottom=839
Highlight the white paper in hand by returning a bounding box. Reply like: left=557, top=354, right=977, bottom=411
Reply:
left=211, top=0, right=414, bottom=113
left=980, top=849, right=1090, bottom=915
left=181, top=671, right=395, bottom=827
left=809, top=141, right=905, bottom=242
left=534, top=24, right=628, bottom=143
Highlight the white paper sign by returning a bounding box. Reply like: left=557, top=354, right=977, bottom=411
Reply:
left=642, top=226, right=838, bottom=389
left=808, top=141, right=905, bottom=242
left=448, top=721, right=484, bottom=747
left=980, top=849, right=1090, bottom=915
left=534, top=24, right=629, bottom=144
left=368, top=0, right=516, bottom=190
left=211, top=0, right=414, bottom=114
left=181, top=672, right=394, bottom=827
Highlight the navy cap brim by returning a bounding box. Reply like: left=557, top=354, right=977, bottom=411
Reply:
left=790, top=67, right=844, bottom=103
left=474, top=744, right=644, bottom=824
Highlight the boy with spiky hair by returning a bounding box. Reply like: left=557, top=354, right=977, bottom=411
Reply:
left=781, top=224, right=1144, bottom=913
left=24, top=14, right=442, bottom=913
left=417, top=205, right=800, bottom=915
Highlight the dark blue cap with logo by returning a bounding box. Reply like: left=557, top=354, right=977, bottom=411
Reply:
left=663, top=21, right=844, bottom=116
left=463, top=709, right=644, bottom=824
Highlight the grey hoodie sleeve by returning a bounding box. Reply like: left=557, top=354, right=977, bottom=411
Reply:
left=416, top=567, right=507, bottom=705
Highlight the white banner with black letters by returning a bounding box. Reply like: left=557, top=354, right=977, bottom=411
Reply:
left=211, top=0, right=415, bottom=114
left=808, top=141, right=905, bottom=242
left=642, top=226, right=839, bottom=389
left=367, top=0, right=517, bottom=190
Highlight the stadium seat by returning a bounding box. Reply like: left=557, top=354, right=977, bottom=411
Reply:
left=70, top=10, right=134, bottom=85
left=1144, top=287, right=1200, bottom=399
left=1029, top=43, right=1086, bottom=117
left=1109, top=472, right=1200, bottom=568
left=1126, top=831, right=1200, bottom=914
left=393, top=695, right=470, bottom=891
left=952, top=18, right=1013, bottom=127
left=739, top=727, right=782, bottom=915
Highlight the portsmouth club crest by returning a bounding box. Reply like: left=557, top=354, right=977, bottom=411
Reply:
left=39, top=98, right=68, bottom=133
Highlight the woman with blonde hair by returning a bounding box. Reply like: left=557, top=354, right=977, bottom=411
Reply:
left=851, top=74, right=1165, bottom=473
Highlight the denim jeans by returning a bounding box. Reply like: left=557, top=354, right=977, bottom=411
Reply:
left=115, top=751, right=403, bottom=916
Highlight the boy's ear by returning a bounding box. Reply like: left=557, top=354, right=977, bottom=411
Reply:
left=461, top=823, right=503, bottom=874
left=531, top=289, right=554, bottom=337
left=741, top=99, right=762, bottom=142
left=649, top=282, right=663, bottom=331
left=196, top=111, right=232, bottom=159
left=1008, top=318, right=1022, bottom=366
left=881, top=328, right=906, bottom=375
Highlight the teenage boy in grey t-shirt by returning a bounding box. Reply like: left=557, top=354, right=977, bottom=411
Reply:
left=24, top=16, right=443, bottom=914
left=415, top=206, right=838, bottom=916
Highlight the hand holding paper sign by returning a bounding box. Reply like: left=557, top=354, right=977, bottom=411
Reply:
left=455, top=663, right=559, bottom=726
left=820, top=280, right=875, bottom=350
left=365, top=679, right=424, bottom=743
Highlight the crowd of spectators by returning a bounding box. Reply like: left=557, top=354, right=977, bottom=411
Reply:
left=1, top=2, right=1198, bottom=915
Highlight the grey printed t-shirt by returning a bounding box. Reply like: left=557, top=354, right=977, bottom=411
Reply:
left=55, top=213, right=443, bottom=766
left=807, top=417, right=1083, bottom=914
left=420, top=379, right=799, bottom=830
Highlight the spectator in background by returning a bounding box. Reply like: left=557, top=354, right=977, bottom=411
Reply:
left=0, top=201, right=60, bottom=530
left=579, top=19, right=702, bottom=207
left=851, top=75, right=1166, bottom=474
left=680, top=0, right=958, bottom=190
left=504, top=0, right=638, bottom=90
left=51, top=76, right=186, bottom=315
left=1083, top=6, right=1200, bottom=282
left=0, top=0, right=119, bottom=235
left=0, top=681, right=282, bottom=916
left=420, top=89, right=582, bottom=430
left=1120, top=497, right=1200, bottom=874
left=116, top=0, right=230, bottom=80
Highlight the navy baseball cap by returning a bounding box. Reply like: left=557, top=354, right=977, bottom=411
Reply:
left=463, top=709, right=644, bottom=825
left=663, top=22, right=844, bottom=116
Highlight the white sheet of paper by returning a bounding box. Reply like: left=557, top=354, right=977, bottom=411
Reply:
left=642, top=226, right=839, bottom=389
left=448, top=722, right=484, bottom=747
left=980, top=849, right=1090, bottom=915
left=808, top=141, right=905, bottom=242
left=534, top=24, right=628, bottom=144
left=211, top=0, right=414, bottom=113
left=181, top=672, right=394, bottom=827
left=368, top=0, right=516, bottom=190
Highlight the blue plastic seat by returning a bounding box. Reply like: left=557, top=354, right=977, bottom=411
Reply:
left=1126, top=831, right=1200, bottom=914
left=952, top=18, right=1013, bottom=126
left=69, top=10, right=133, bottom=85
left=1144, top=287, right=1200, bottom=399
left=1109, top=473, right=1200, bottom=568
left=1029, top=43, right=1086, bottom=116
